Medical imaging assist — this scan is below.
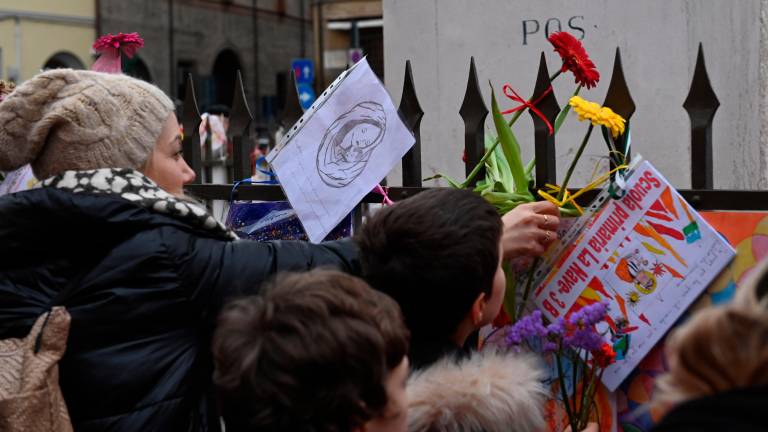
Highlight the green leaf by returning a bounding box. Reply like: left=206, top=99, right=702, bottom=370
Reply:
left=481, top=190, right=533, bottom=205
left=554, top=85, right=582, bottom=134
left=490, top=84, right=529, bottom=194
left=492, top=144, right=515, bottom=192
left=524, top=157, right=536, bottom=181
left=428, top=172, right=464, bottom=189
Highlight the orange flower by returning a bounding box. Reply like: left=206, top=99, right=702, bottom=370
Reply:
left=548, top=32, right=600, bottom=89
left=592, top=342, right=616, bottom=368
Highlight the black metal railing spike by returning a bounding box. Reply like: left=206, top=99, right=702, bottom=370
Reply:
left=459, top=56, right=488, bottom=187
left=602, top=47, right=636, bottom=168
left=280, top=69, right=304, bottom=129
left=399, top=60, right=424, bottom=187
left=229, top=70, right=254, bottom=182
left=180, top=73, right=202, bottom=183
left=684, top=43, right=719, bottom=190
left=531, top=52, right=560, bottom=188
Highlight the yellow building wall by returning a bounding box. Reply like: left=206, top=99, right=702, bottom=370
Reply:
left=0, top=0, right=94, bottom=82
left=21, top=21, right=94, bottom=78
left=0, top=0, right=94, bottom=18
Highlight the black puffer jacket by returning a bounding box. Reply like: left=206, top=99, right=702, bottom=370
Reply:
left=0, top=184, right=359, bottom=431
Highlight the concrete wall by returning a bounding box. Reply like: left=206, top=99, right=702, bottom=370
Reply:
left=384, top=0, right=766, bottom=189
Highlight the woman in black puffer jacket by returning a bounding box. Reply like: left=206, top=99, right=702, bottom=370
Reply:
left=0, top=69, right=358, bottom=431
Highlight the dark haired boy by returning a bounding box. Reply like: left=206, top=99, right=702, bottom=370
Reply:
left=212, top=270, right=410, bottom=432
left=357, top=188, right=558, bottom=369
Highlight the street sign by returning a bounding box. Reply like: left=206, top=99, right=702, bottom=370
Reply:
left=291, top=58, right=314, bottom=84
left=296, top=82, right=316, bottom=110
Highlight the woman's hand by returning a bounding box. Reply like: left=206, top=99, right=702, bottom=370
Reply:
left=500, top=201, right=560, bottom=261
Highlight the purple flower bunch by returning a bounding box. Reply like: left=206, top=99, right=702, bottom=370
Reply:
left=506, top=310, right=567, bottom=352
left=564, top=302, right=608, bottom=351
left=505, top=302, right=609, bottom=353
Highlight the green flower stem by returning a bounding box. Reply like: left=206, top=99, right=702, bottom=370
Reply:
left=579, top=364, right=599, bottom=429
left=557, top=124, right=594, bottom=202
left=577, top=360, right=592, bottom=430
left=519, top=257, right=540, bottom=316
left=556, top=348, right=578, bottom=432
left=463, top=108, right=526, bottom=188
left=502, top=265, right=518, bottom=323
left=572, top=350, right=581, bottom=418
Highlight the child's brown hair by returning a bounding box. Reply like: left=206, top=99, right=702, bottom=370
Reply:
left=212, top=270, right=409, bottom=432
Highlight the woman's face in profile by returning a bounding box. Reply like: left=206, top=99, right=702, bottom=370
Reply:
left=143, top=114, right=196, bottom=195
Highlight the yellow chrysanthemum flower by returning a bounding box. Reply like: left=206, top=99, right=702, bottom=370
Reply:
left=569, top=96, right=626, bottom=138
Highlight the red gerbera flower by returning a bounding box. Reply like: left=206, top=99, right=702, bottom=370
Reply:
left=548, top=32, right=600, bottom=89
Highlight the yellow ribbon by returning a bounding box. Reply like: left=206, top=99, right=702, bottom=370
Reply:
left=537, top=164, right=629, bottom=215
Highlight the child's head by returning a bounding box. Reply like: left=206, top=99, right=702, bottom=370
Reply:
left=357, top=188, right=505, bottom=347
left=656, top=258, right=768, bottom=404
left=212, top=270, right=410, bottom=432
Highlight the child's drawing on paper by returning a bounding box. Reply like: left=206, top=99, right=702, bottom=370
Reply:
left=316, top=101, right=386, bottom=187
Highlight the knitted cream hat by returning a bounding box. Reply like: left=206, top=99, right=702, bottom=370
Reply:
left=0, top=69, right=175, bottom=180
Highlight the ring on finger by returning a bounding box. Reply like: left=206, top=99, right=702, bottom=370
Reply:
left=543, top=214, right=550, bottom=228
left=544, top=230, right=552, bottom=243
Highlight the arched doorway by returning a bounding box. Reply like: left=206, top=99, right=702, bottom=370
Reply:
left=123, top=56, right=152, bottom=82
left=43, top=52, right=84, bottom=70
left=212, top=49, right=242, bottom=106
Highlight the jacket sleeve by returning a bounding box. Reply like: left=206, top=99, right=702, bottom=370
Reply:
left=160, top=227, right=361, bottom=315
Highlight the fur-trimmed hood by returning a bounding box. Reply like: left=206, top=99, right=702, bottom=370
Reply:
left=407, top=350, right=547, bottom=432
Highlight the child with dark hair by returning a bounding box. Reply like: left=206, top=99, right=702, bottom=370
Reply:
left=357, top=188, right=559, bottom=432
left=212, top=270, right=410, bottom=432
left=358, top=188, right=551, bottom=368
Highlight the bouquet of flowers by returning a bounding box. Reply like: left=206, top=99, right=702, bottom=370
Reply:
left=430, top=32, right=628, bottom=431
left=432, top=32, right=627, bottom=323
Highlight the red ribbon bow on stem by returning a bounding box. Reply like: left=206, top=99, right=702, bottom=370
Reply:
left=500, top=84, right=555, bottom=136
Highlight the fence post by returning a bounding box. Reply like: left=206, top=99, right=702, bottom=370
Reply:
left=399, top=60, right=424, bottom=187
left=180, top=74, right=202, bottom=183
left=230, top=70, right=254, bottom=182
left=531, top=52, right=560, bottom=189
left=684, top=43, right=719, bottom=190
left=280, top=69, right=304, bottom=129
left=459, top=57, right=488, bottom=187
left=602, top=48, right=636, bottom=171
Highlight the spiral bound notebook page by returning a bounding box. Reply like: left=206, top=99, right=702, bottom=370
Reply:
left=267, top=58, right=415, bottom=243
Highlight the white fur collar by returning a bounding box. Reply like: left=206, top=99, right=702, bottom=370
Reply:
left=407, top=350, right=548, bottom=432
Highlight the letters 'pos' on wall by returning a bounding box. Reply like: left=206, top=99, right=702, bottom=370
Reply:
left=383, top=0, right=768, bottom=190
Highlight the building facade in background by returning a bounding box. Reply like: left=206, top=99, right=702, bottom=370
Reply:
left=312, top=0, right=382, bottom=87
left=99, top=0, right=313, bottom=124
left=0, top=0, right=95, bottom=82
left=0, top=0, right=384, bottom=132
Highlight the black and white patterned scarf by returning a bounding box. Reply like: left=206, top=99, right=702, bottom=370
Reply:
left=39, top=168, right=237, bottom=240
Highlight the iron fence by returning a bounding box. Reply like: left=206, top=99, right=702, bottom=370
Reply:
left=182, top=44, right=768, bottom=211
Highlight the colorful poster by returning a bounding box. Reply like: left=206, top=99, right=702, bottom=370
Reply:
left=616, top=211, right=768, bottom=431
left=531, top=160, right=735, bottom=391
